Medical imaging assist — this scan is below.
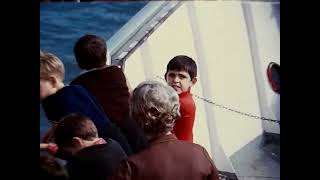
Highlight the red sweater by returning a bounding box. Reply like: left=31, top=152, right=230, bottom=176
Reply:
left=173, top=90, right=196, bottom=143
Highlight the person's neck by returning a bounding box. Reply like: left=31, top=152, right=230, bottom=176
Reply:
left=147, top=131, right=172, bottom=140
left=71, top=137, right=105, bottom=155
left=80, top=65, right=109, bottom=74
left=83, top=137, right=107, bottom=148
left=47, top=82, right=64, bottom=97
left=179, top=89, right=191, bottom=96
left=56, top=82, right=64, bottom=91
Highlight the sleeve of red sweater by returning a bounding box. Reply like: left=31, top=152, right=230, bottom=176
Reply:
left=173, top=94, right=196, bottom=142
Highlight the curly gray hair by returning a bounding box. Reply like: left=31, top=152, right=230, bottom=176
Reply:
left=130, top=80, right=180, bottom=137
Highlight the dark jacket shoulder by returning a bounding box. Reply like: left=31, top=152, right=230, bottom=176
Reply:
left=67, top=139, right=127, bottom=180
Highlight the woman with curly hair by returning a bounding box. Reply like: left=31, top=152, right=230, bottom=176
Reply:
left=109, top=80, right=219, bottom=180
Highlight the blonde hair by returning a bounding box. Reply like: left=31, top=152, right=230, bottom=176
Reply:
left=40, top=52, right=65, bottom=81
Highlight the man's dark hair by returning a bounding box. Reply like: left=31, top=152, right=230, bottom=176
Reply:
left=74, top=34, right=107, bottom=70
left=54, top=113, right=98, bottom=148
left=166, top=55, right=197, bottom=79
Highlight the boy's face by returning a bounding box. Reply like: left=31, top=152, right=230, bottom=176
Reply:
left=165, top=70, right=197, bottom=94
left=40, top=78, right=55, bottom=102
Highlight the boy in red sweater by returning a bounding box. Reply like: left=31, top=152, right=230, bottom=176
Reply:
left=165, top=55, right=197, bottom=143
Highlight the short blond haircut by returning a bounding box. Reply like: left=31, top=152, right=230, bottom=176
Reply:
left=40, top=52, right=65, bottom=81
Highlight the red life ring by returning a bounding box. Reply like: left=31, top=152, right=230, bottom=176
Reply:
left=267, top=62, right=280, bottom=94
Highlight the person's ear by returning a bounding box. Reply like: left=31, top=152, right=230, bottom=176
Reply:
left=48, top=76, right=59, bottom=87
left=191, top=77, right=197, bottom=86
left=164, top=72, right=168, bottom=81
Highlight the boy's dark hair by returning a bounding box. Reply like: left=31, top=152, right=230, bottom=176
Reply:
left=166, top=55, right=197, bottom=79
left=54, top=113, right=98, bottom=148
left=40, top=153, right=69, bottom=180
left=74, top=34, right=107, bottom=70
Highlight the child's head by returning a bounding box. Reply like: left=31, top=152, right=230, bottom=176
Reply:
left=54, top=113, right=99, bottom=156
left=165, top=55, right=197, bottom=94
left=74, top=34, right=107, bottom=70
left=40, top=52, right=65, bottom=101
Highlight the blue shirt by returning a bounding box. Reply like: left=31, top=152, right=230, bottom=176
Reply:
left=42, top=85, right=132, bottom=155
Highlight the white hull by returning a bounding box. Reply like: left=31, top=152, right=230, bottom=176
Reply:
left=108, top=1, right=280, bottom=179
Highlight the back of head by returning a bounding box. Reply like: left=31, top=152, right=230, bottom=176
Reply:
left=40, top=51, right=65, bottom=81
left=74, top=34, right=107, bottom=70
left=166, top=55, right=197, bottom=79
left=54, top=113, right=98, bottom=149
left=40, top=153, right=69, bottom=180
left=130, top=81, right=180, bottom=137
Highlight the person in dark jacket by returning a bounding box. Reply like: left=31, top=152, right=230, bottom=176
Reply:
left=71, top=34, right=147, bottom=153
left=40, top=153, right=69, bottom=180
left=54, top=113, right=127, bottom=180
left=109, top=81, right=219, bottom=180
left=40, top=51, right=132, bottom=155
